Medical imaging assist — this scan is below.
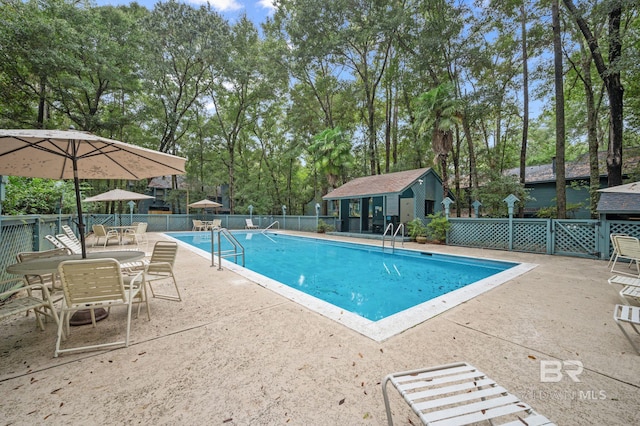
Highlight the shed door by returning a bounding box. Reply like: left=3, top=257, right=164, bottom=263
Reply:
left=400, top=198, right=414, bottom=224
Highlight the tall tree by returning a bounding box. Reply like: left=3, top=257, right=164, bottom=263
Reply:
left=563, top=0, right=625, bottom=187
left=553, top=0, right=567, bottom=218
left=415, top=82, right=462, bottom=198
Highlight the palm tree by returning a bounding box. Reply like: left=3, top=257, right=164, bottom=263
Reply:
left=309, top=127, right=353, bottom=189
left=414, top=82, right=462, bottom=197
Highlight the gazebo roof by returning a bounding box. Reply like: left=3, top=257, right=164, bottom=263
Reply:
left=323, top=168, right=432, bottom=200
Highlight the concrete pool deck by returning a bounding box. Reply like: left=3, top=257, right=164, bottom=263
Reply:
left=1, top=231, right=639, bottom=424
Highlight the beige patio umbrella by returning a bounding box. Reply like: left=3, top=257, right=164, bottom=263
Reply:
left=84, top=188, right=155, bottom=203
left=85, top=188, right=155, bottom=226
left=0, top=129, right=186, bottom=257
left=188, top=199, right=222, bottom=209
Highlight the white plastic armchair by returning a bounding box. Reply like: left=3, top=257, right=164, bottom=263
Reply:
left=55, top=258, right=144, bottom=357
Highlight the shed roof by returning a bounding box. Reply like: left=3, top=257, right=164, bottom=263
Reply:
left=323, top=168, right=432, bottom=200
left=597, top=192, right=640, bottom=213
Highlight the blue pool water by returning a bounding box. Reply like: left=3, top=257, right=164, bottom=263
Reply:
left=169, top=232, right=518, bottom=321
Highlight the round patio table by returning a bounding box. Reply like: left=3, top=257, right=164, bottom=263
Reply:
left=6, top=250, right=146, bottom=325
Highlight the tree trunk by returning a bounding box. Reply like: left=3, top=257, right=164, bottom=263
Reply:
left=563, top=0, right=624, bottom=187
left=553, top=0, right=566, bottom=218
left=519, top=4, right=529, bottom=218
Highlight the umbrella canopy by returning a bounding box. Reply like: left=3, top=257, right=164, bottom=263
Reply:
left=188, top=199, right=222, bottom=208
left=84, top=188, right=154, bottom=202
left=598, top=182, right=640, bottom=193
left=0, top=129, right=186, bottom=257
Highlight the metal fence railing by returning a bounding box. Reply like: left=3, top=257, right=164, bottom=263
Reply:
left=1, top=213, right=633, bottom=294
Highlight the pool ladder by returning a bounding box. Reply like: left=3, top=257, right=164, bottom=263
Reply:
left=382, top=223, right=404, bottom=253
left=211, top=228, right=245, bottom=270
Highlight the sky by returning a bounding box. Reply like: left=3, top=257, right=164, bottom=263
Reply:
left=94, top=0, right=275, bottom=24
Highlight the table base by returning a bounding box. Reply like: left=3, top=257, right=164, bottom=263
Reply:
left=69, top=308, right=109, bottom=326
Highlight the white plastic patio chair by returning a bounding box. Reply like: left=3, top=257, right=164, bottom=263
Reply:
left=245, top=218, right=259, bottom=229
left=55, top=258, right=144, bottom=357
left=91, top=224, right=120, bottom=247
left=122, top=222, right=148, bottom=246
left=144, top=241, right=181, bottom=302
left=610, top=235, right=640, bottom=276
left=0, top=278, right=61, bottom=333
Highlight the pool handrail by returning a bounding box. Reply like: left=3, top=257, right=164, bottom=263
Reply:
left=262, top=221, right=279, bottom=233
left=211, top=228, right=245, bottom=270
left=382, top=223, right=405, bottom=253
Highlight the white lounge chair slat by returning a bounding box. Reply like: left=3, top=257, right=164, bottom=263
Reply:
left=393, top=364, right=479, bottom=384
left=420, top=394, right=520, bottom=424
left=396, top=371, right=486, bottom=391
left=403, top=378, right=496, bottom=402
left=413, top=384, right=509, bottom=411
left=609, top=275, right=640, bottom=287
left=500, top=414, right=555, bottom=425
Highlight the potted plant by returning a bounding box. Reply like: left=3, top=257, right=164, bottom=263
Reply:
left=426, top=212, right=451, bottom=243
left=407, top=218, right=428, bottom=243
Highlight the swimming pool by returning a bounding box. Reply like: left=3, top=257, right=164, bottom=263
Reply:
left=167, top=231, right=536, bottom=341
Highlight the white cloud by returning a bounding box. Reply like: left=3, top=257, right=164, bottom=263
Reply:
left=257, top=0, right=276, bottom=12
left=188, top=0, right=244, bottom=12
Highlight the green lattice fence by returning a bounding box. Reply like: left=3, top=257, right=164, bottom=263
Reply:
left=448, top=218, right=601, bottom=258
left=448, top=219, right=510, bottom=250
left=553, top=220, right=600, bottom=257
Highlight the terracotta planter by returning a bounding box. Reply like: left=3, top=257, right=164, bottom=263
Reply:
left=416, top=236, right=428, bottom=244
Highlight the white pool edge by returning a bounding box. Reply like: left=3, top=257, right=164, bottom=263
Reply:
left=165, top=233, right=538, bottom=342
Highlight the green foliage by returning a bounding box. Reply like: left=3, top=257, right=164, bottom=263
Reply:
left=426, top=212, right=451, bottom=242
left=3, top=177, right=89, bottom=215
left=471, top=172, right=532, bottom=217
left=309, top=127, right=353, bottom=188
left=316, top=219, right=334, bottom=233
left=407, top=217, right=428, bottom=239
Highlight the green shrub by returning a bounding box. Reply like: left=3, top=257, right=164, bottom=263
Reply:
left=407, top=218, right=428, bottom=239
left=426, top=212, right=451, bottom=242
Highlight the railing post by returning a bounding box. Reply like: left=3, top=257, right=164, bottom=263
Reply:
left=504, top=194, right=519, bottom=251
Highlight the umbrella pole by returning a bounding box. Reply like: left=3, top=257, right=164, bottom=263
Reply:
left=71, top=144, right=87, bottom=258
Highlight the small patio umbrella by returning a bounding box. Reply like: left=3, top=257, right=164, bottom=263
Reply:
left=85, top=188, right=155, bottom=226
left=84, top=188, right=155, bottom=203
left=188, top=199, right=222, bottom=209
left=0, top=129, right=186, bottom=257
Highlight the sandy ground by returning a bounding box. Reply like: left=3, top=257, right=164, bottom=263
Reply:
left=1, top=231, right=639, bottom=425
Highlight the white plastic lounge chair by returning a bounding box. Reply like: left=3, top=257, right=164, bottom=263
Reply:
left=92, top=224, right=120, bottom=247
left=614, top=304, right=640, bottom=355
left=608, top=275, right=640, bottom=305
left=55, top=258, right=144, bottom=357
left=382, top=362, right=555, bottom=426
left=610, top=235, right=640, bottom=276
left=55, top=234, right=82, bottom=254
left=45, top=234, right=67, bottom=250
left=61, top=224, right=81, bottom=247
left=0, top=278, right=61, bottom=333
left=245, top=218, right=258, bottom=229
